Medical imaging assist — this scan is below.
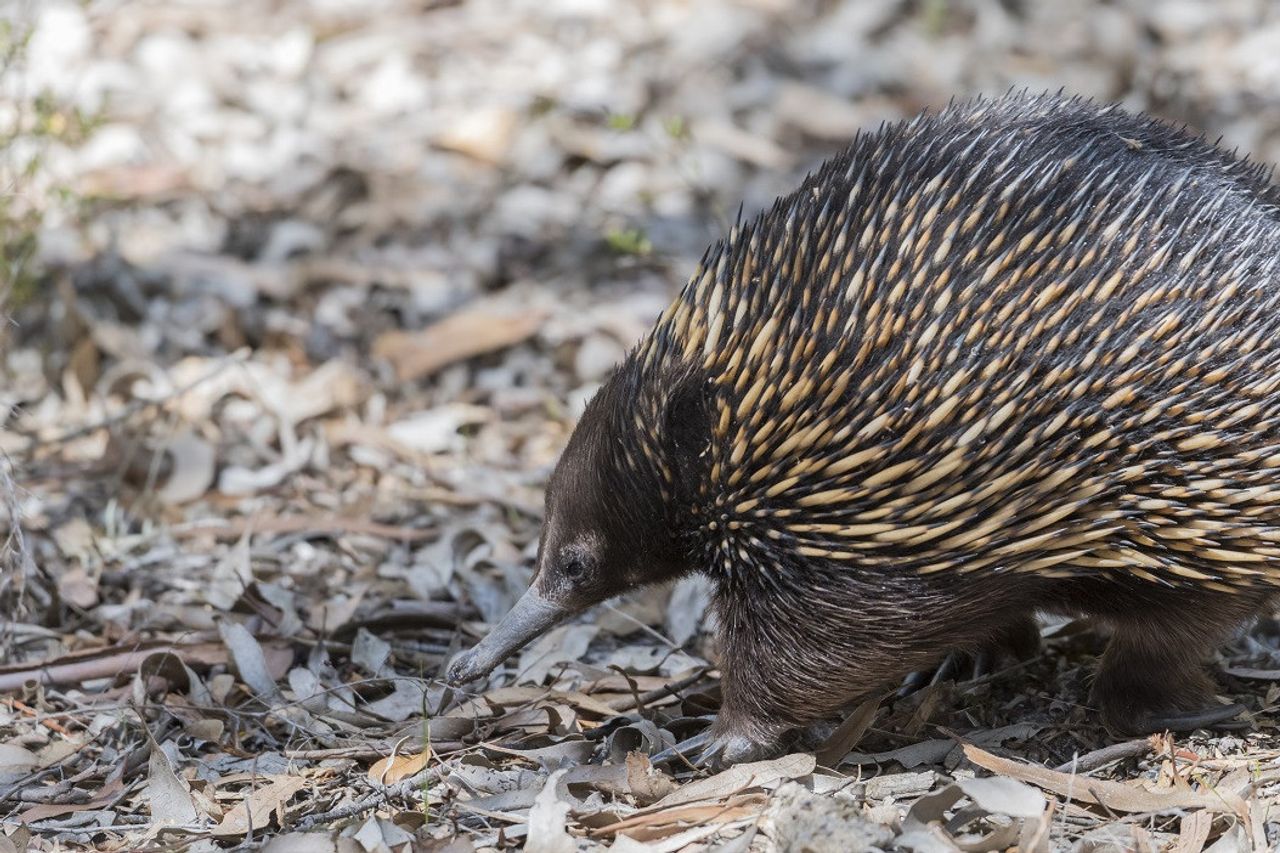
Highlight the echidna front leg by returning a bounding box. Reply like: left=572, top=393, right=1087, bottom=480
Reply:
left=698, top=668, right=796, bottom=768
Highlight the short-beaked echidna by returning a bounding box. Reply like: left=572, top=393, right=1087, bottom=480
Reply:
left=447, top=93, right=1280, bottom=765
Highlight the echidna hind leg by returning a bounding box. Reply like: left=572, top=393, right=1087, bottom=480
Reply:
left=1090, top=619, right=1242, bottom=735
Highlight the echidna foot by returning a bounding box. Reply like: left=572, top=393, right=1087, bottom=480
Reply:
left=686, top=714, right=793, bottom=770
left=696, top=729, right=782, bottom=770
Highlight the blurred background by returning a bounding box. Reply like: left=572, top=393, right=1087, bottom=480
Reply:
left=6, top=0, right=1280, bottom=605
left=3, top=0, right=1280, bottom=846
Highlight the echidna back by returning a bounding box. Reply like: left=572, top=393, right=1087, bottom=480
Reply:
left=633, top=93, right=1280, bottom=594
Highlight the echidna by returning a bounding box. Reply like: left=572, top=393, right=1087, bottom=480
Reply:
left=447, top=93, right=1280, bottom=765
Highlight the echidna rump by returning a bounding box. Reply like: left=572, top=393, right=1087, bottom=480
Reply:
left=447, top=93, right=1280, bottom=765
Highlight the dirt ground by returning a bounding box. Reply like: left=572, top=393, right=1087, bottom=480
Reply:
left=2, top=0, right=1280, bottom=850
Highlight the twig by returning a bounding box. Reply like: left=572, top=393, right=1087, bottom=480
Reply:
left=1052, top=738, right=1153, bottom=774
left=6, top=697, right=77, bottom=735
left=605, top=667, right=713, bottom=713
left=294, top=768, right=442, bottom=830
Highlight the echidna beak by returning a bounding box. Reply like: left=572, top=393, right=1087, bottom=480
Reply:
left=444, top=587, right=569, bottom=685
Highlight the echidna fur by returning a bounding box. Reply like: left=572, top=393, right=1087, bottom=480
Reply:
left=449, top=92, right=1280, bottom=763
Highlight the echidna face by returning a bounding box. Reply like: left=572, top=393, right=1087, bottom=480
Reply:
left=532, top=395, right=675, bottom=607
left=445, top=373, right=685, bottom=686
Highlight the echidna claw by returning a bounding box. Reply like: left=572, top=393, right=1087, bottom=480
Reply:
left=897, top=650, right=982, bottom=697
left=650, top=729, right=713, bottom=767
left=1132, top=702, right=1247, bottom=734
left=651, top=727, right=779, bottom=769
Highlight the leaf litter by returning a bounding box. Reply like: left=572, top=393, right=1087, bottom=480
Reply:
left=4, top=0, right=1280, bottom=850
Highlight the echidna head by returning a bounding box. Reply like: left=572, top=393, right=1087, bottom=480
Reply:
left=446, top=362, right=704, bottom=685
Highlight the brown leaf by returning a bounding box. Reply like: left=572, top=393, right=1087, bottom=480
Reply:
left=961, top=742, right=1231, bottom=813
left=373, top=305, right=547, bottom=381
left=624, top=752, right=678, bottom=806
left=147, top=744, right=200, bottom=826
left=650, top=753, right=816, bottom=811
left=213, top=775, right=308, bottom=838
left=815, top=695, right=880, bottom=767
left=367, top=748, right=431, bottom=785
left=1175, top=810, right=1212, bottom=853
left=591, top=793, right=766, bottom=839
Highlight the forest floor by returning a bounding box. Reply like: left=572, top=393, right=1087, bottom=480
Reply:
left=3, top=0, right=1280, bottom=850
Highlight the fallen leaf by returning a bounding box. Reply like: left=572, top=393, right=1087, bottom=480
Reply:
left=19, top=778, right=125, bottom=824
left=624, top=752, right=678, bottom=805
left=368, top=748, right=431, bottom=785
left=206, top=534, right=253, bottom=611
left=56, top=567, right=99, bottom=609
left=261, top=833, right=339, bottom=853
left=213, top=775, right=307, bottom=838
left=434, top=106, right=518, bottom=164
left=961, top=742, right=1229, bottom=813
left=592, top=793, right=766, bottom=839
left=956, top=775, right=1047, bottom=818
left=815, top=696, right=880, bottom=767
left=1176, top=810, right=1212, bottom=853
left=0, top=743, right=38, bottom=777
left=526, top=768, right=574, bottom=853
left=219, top=619, right=284, bottom=703
left=650, top=753, right=816, bottom=811
left=373, top=305, right=547, bottom=382
left=158, top=430, right=217, bottom=504
left=518, top=623, right=599, bottom=684
left=350, top=816, right=415, bottom=849
left=147, top=745, right=200, bottom=826
left=386, top=405, right=491, bottom=455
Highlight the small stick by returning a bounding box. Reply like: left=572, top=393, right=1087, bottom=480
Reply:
left=294, top=768, right=441, bottom=830
left=6, top=698, right=76, bottom=736
left=1053, top=738, right=1152, bottom=774
left=607, top=667, right=713, bottom=713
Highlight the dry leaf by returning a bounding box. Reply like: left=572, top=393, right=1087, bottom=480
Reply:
left=624, top=752, right=678, bottom=805
left=815, top=696, right=880, bottom=766
left=219, top=619, right=284, bottom=703
left=213, top=775, right=307, bottom=838
left=1176, top=811, right=1213, bottom=853
left=0, top=744, right=38, bottom=778
left=158, top=430, right=217, bottom=504
left=434, top=106, right=518, bottom=164
left=650, top=753, right=816, bottom=811
left=55, top=567, right=99, bottom=609
left=593, top=793, right=766, bottom=839
left=373, top=305, right=547, bottom=381
left=368, top=748, right=431, bottom=785
left=147, top=745, right=200, bottom=826
left=955, top=775, right=1047, bottom=818
left=962, top=742, right=1228, bottom=813
left=526, top=768, right=574, bottom=853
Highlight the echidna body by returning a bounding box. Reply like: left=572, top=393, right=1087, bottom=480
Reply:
left=447, top=93, right=1280, bottom=764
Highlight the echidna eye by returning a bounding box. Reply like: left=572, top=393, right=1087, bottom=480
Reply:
left=561, top=556, right=586, bottom=581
